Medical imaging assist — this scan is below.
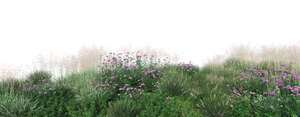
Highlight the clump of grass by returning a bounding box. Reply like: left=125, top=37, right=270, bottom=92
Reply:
left=106, top=99, right=140, bottom=117
left=158, top=70, right=191, bottom=97
left=0, top=90, right=39, bottom=117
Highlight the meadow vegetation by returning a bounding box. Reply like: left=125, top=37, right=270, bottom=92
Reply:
left=1, top=45, right=300, bottom=117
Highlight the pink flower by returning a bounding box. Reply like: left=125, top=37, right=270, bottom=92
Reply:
left=268, top=91, right=276, bottom=95
left=249, top=91, right=256, bottom=95
left=88, top=94, right=92, bottom=96
left=284, top=85, right=292, bottom=89
left=269, top=105, right=274, bottom=109
left=229, top=104, right=233, bottom=108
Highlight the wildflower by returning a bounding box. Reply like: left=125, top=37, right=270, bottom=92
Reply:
left=88, top=94, right=92, bottom=96
left=166, top=96, right=171, bottom=100
left=249, top=91, right=256, bottom=95
left=269, top=105, right=274, bottom=109
left=229, top=104, right=233, bottom=108
left=268, top=91, right=276, bottom=95
left=240, top=78, right=244, bottom=81
left=49, top=88, right=56, bottom=91
left=295, top=77, right=300, bottom=80
left=284, top=85, right=292, bottom=89
left=117, top=94, right=120, bottom=96
left=152, top=74, right=156, bottom=78
left=293, top=86, right=300, bottom=92
left=252, top=76, right=257, bottom=80
left=125, top=84, right=129, bottom=87
left=129, top=93, right=133, bottom=98
left=277, top=80, right=283, bottom=84
left=42, top=80, right=46, bottom=82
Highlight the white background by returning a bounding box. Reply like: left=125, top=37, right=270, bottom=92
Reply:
left=0, top=0, right=300, bottom=69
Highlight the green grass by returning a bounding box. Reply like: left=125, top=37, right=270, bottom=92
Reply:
left=1, top=52, right=300, bottom=117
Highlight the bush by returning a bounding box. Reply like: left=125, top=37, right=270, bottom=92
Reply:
left=136, top=93, right=197, bottom=117
left=72, top=88, right=112, bottom=117
left=23, top=82, right=77, bottom=117
left=0, top=90, right=39, bottom=117
left=229, top=63, right=300, bottom=116
left=26, top=70, right=52, bottom=84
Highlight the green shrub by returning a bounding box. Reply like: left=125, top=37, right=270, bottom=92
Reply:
left=0, top=90, right=39, bottom=117
left=27, top=70, right=52, bottom=84
left=136, top=93, right=200, bottom=117
left=73, top=88, right=111, bottom=117
left=23, top=83, right=77, bottom=117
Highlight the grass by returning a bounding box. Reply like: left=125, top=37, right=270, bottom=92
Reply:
left=1, top=49, right=300, bottom=117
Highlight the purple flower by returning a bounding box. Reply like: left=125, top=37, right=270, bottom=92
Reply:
left=49, top=88, right=56, bottom=91
left=295, top=77, right=300, bottom=80
left=284, top=85, right=292, bottom=89
left=293, top=86, right=300, bottom=92
left=88, top=94, right=92, bottom=96
left=42, top=80, right=46, bottom=82
left=252, top=76, right=257, bottom=80
left=268, top=91, right=276, bottom=95
left=152, top=74, right=156, bottom=78
left=277, top=80, right=283, bottom=84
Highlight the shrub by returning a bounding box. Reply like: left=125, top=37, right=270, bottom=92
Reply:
left=136, top=93, right=200, bottom=117
left=0, top=90, right=39, bottom=117
left=229, top=63, right=300, bottom=116
left=23, top=81, right=77, bottom=117
left=72, top=88, right=111, bottom=117
left=95, top=52, right=166, bottom=100
left=26, top=70, right=52, bottom=84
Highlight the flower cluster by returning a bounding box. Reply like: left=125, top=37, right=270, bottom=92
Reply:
left=90, top=51, right=169, bottom=98
left=230, top=62, right=300, bottom=111
left=23, top=79, right=56, bottom=95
